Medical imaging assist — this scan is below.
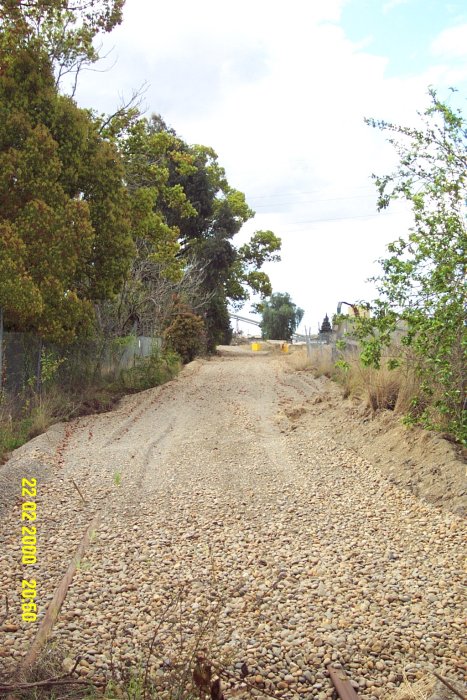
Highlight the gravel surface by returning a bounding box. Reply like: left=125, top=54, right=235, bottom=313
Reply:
left=0, top=350, right=465, bottom=699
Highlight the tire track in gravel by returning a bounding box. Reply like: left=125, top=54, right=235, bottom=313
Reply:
left=0, top=350, right=465, bottom=700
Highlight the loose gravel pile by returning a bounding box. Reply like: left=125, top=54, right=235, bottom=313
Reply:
left=0, top=350, right=465, bottom=700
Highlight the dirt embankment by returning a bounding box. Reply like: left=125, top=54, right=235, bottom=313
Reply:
left=288, top=367, right=466, bottom=516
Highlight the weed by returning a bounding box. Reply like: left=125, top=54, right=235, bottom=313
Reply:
left=0, top=407, right=32, bottom=462
left=120, top=349, right=180, bottom=392
left=289, top=343, right=431, bottom=424
left=1, top=563, right=272, bottom=700
left=287, top=346, right=335, bottom=376
left=384, top=672, right=436, bottom=700
left=76, top=559, right=92, bottom=572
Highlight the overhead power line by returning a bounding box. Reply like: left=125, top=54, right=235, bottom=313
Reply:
left=250, top=193, right=377, bottom=208
left=288, top=212, right=390, bottom=225
left=246, top=184, right=375, bottom=200
left=266, top=210, right=405, bottom=228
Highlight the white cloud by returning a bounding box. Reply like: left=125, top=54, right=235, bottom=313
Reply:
left=71, top=0, right=464, bottom=331
left=431, top=22, right=467, bottom=59
left=382, top=0, right=409, bottom=14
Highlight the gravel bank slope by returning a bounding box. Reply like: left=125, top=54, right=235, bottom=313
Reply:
left=0, top=352, right=465, bottom=699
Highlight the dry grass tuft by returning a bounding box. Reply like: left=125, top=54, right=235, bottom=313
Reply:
left=356, top=356, right=424, bottom=416
left=286, top=347, right=314, bottom=372
left=288, top=346, right=335, bottom=377
left=0, top=351, right=181, bottom=463
left=360, top=365, right=402, bottom=412
left=311, top=349, right=335, bottom=379
left=287, top=344, right=425, bottom=418
left=383, top=674, right=436, bottom=700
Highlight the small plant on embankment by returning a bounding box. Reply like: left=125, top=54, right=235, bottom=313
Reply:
left=0, top=410, right=32, bottom=461
left=2, top=577, right=234, bottom=700
left=332, top=342, right=423, bottom=414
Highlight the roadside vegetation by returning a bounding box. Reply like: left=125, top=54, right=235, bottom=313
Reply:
left=0, top=0, right=282, bottom=461
left=357, top=91, right=466, bottom=446
left=291, top=329, right=464, bottom=448
left=1, top=561, right=249, bottom=700
left=291, top=343, right=424, bottom=417
left=0, top=342, right=181, bottom=463
left=290, top=91, right=466, bottom=447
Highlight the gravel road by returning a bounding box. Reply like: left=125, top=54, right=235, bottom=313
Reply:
left=0, top=350, right=465, bottom=699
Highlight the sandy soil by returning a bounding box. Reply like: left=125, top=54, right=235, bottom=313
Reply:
left=0, top=350, right=465, bottom=698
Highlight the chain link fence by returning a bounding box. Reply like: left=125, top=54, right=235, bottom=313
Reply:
left=0, top=332, right=162, bottom=396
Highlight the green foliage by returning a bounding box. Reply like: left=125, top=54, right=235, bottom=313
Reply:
left=99, top=112, right=281, bottom=349
left=0, top=46, right=94, bottom=340
left=362, top=89, right=467, bottom=444
left=0, top=416, right=33, bottom=457
left=0, top=0, right=125, bottom=82
left=120, top=348, right=180, bottom=391
left=230, top=229, right=282, bottom=300
left=0, top=342, right=182, bottom=462
left=260, top=292, right=304, bottom=341
left=79, top=130, right=134, bottom=301
left=40, top=349, right=66, bottom=385
left=238, top=230, right=281, bottom=268
left=131, top=118, right=281, bottom=347
left=0, top=44, right=133, bottom=342
left=205, top=292, right=233, bottom=350
left=335, top=359, right=350, bottom=372
left=164, top=306, right=206, bottom=363
left=387, top=358, right=400, bottom=371
left=0, top=222, right=43, bottom=324
left=119, top=115, right=200, bottom=280
left=26, top=348, right=66, bottom=393
left=0, top=8, right=281, bottom=362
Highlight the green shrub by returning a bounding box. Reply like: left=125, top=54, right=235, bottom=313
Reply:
left=120, top=348, right=180, bottom=390
left=0, top=417, right=32, bottom=461
left=164, top=311, right=206, bottom=363
left=362, top=91, right=467, bottom=445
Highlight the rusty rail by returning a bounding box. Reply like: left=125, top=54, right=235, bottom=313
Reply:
left=17, top=513, right=100, bottom=678
left=328, top=665, right=362, bottom=700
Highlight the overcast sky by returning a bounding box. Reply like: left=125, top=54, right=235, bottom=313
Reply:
left=73, top=0, right=467, bottom=334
